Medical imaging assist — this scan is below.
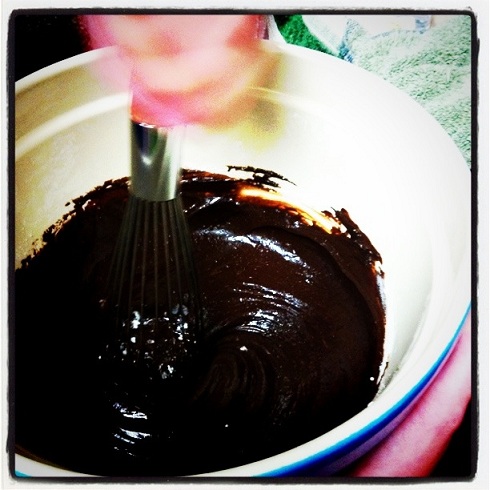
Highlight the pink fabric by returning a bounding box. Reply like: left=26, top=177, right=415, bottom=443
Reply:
left=350, top=314, right=472, bottom=477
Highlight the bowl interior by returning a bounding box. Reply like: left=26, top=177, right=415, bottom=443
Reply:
left=14, top=43, right=471, bottom=477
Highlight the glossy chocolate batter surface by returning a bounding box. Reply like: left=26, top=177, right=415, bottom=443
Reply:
left=15, top=169, right=385, bottom=476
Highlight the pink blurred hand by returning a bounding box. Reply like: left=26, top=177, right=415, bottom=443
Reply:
left=82, top=14, right=276, bottom=127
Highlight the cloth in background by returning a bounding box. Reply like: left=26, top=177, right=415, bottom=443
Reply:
left=271, top=14, right=472, bottom=167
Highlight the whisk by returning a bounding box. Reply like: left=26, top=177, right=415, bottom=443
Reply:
left=101, top=120, right=203, bottom=461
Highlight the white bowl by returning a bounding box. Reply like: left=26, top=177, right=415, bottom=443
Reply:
left=14, top=41, right=471, bottom=477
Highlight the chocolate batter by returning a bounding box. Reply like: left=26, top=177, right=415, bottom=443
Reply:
left=15, top=169, right=385, bottom=476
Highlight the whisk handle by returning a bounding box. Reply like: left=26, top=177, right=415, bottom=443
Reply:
left=130, top=121, right=184, bottom=202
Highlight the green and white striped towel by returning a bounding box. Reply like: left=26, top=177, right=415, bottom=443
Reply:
left=269, top=14, right=472, bottom=167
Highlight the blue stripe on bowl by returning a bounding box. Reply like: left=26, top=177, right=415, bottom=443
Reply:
left=260, top=303, right=471, bottom=477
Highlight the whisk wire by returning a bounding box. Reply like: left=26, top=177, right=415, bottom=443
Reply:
left=108, top=194, right=137, bottom=334
left=138, top=199, right=149, bottom=319
left=152, top=202, right=159, bottom=325
left=169, top=200, right=184, bottom=316
left=176, top=201, right=199, bottom=304
left=161, top=201, right=173, bottom=320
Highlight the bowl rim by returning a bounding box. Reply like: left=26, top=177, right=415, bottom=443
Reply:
left=13, top=42, right=472, bottom=478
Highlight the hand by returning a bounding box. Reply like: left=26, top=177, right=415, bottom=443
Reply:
left=82, top=14, right=277, bottom=127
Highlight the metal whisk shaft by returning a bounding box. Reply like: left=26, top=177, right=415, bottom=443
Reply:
left=131, top=121, right=184, bottom=202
